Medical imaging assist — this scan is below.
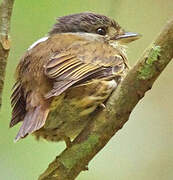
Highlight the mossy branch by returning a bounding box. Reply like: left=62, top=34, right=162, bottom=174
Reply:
left=0, top=0, right=15, bottom=110
left=38, top=18, right=173, bottom=180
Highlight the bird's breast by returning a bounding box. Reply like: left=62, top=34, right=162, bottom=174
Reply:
left=47, top=78, right=117, bottom=126
left=34, top=78, right=117, bottom=141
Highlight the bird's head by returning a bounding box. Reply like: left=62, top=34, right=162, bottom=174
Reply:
left=49, top=12, right=141, bottom=45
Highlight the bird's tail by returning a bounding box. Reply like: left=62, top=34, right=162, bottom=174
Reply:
left=15, top=105, right=49, bottom=142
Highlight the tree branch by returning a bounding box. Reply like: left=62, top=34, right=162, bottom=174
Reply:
left=39, top=18, right=173, bottom=180
left=0, top=0, right=15, bottom=109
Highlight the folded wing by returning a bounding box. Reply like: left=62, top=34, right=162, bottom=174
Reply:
left=44, top=47, right=125, bottom=98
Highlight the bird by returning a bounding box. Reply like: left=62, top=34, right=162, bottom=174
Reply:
left=10, top=12, right=140, bottom=146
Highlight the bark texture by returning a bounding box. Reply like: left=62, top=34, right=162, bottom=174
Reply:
left=38, top=18, right=173, bottom=180
left=0, top=0, right=15, bottom=109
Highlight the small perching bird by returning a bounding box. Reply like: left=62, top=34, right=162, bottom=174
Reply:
left=10, top=12, right=140, bottom=146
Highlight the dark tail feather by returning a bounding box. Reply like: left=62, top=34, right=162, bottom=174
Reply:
left=10, top=81, right=26, bottom=128
left=15, top=106, right=49, bottom=142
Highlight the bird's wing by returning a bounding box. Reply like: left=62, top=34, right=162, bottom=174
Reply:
left=44, top=43, right=125, bottom=98
left=10, top=81, right=26, bottom=128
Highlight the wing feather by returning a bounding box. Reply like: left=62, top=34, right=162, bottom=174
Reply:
left=46, top=54, right=75, bottom=68
left=15, top=106, right=49, bottom=141
left=44, top=43, right=126, bottom=98
left=10, top=82, right=26, bottom=128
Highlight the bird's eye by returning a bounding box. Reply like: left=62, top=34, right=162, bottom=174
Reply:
left=96, top=27, right=106, bottom=35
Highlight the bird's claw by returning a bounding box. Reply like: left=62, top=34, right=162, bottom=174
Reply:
left=64, top=136, right=72, bottom=148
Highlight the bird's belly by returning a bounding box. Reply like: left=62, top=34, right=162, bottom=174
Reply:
left=34, top=79, right=117, bottom=142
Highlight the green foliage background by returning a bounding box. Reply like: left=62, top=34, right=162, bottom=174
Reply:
left=0, top=0, right=173, bottom=179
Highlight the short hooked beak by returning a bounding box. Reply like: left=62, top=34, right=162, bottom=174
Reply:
left=115, top=32, right=142, bottom=44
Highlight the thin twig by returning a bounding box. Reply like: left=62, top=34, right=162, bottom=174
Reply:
left=0, top=0, right=15, bottom=109
left=39, top=18, right=173, bottom=180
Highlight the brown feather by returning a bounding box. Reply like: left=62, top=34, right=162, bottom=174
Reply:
left=44, top=38, right=126, bottom=98
left=15, top=105, right=49, bottom=141
left=10, top=82, right=26, bottom=128
left=46, top=54, right=76, bottom=69
left=10, top=33, right=128, bottom=141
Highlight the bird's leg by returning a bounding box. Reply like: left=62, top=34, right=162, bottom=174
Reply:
left=63, top=136, right=72, bottom=148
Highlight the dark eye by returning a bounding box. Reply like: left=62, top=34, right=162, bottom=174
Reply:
left=96, top=27, right=106, bottom=35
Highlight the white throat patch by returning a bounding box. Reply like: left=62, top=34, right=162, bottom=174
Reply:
left=109, top=41, right=127, bottom=57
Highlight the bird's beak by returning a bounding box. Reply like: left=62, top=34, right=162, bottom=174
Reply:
left=115, top=32, right=141, bottom=44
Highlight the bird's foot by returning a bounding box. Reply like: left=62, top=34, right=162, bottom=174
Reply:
left=64, top=136, right=72, bottom=148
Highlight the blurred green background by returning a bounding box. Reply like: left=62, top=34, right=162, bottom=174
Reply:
left=0, top=0, right=173, bottom=180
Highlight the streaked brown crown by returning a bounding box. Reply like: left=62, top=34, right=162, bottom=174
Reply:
left=49, top=12, right=121, bottom=35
